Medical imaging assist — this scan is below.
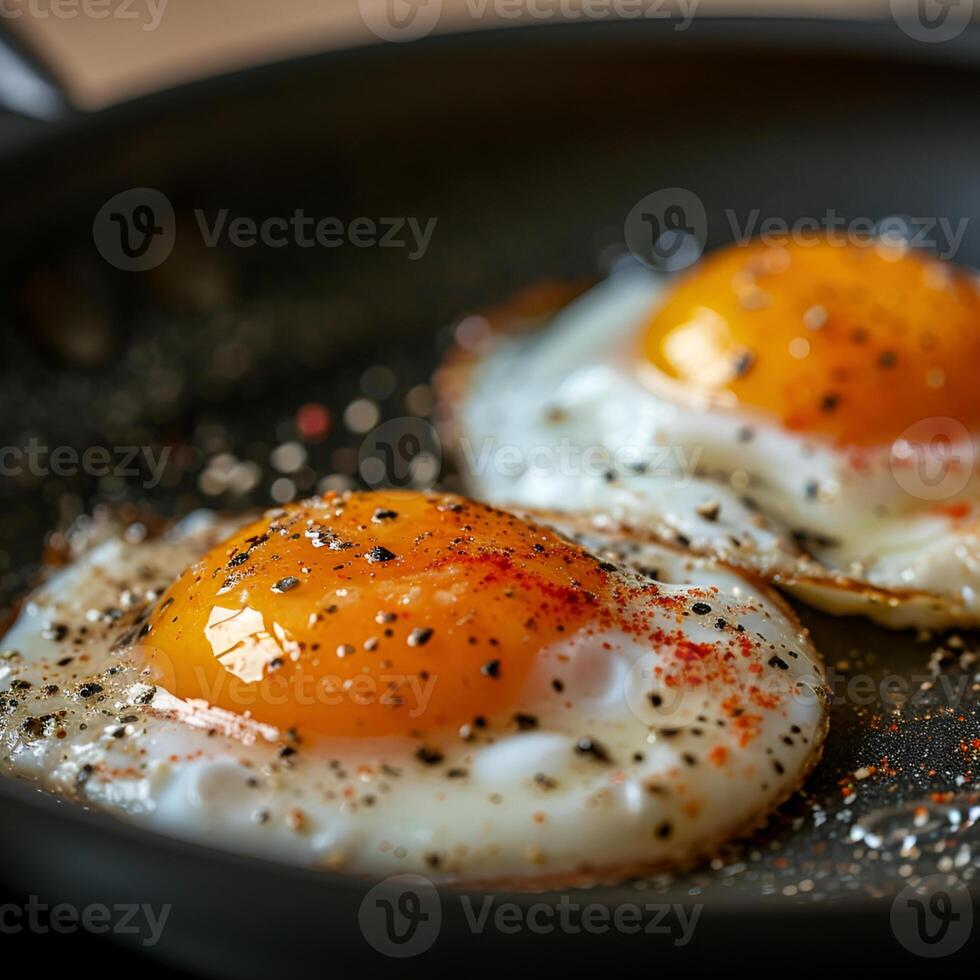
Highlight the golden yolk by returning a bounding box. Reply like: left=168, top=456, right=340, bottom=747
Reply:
left=641, top=238, right=980, bottom=446
left=141, top=491, right=616, bottom=738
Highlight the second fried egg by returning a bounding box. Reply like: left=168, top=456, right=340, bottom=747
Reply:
left=438, top=237, right=980, bottom=629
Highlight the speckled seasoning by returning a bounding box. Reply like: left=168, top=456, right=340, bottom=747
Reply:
left=2, top=248, right=979, bottom=899
left=0, top=491, right=827, bottom=885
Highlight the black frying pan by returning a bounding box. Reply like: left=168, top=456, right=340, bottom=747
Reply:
left=0, top=17, right=979, bottom=977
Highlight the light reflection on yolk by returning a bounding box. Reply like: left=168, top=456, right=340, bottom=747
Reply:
left=640, top=238, right=980, bottom=446
left=141, top=491, right=617, bottom=738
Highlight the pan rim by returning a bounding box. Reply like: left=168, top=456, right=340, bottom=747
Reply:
left=2, top=12, right=979, bottom=909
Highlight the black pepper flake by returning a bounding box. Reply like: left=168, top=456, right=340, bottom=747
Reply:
left=649, top=692, right=663, bottom=708
left=366, top=546, right=397, bottom=563
left=279, top=746, right=297, bottom=758
left=691, top=601, right=712, bottom=615
left=372, top=509, right=399, bottom=523
left=481, top=659, right=501, bottom=678
left=733, top=351, right=755, bottom=377
left=77, top=764, right=94, bottom=787
left=598, top=561, right=618, bottom=573
left=56, top=656, right=74, bottom=667
left=819, top=393, right=840, bottom=413
left=272, top=576, right=301, bottom=593
left=534, top=772, right=558, bottom=789
left=227, top=552, right=250, bottom=568
left=10, top=679, right=31, bottom=691
left=655, top=820, right=673, bottom=839
left=768, top=655, right=789, bottom=671
left=514, top=713, right=538, bottom=730
left=21, top=715, right=54, bottom=739
left=407, top=627, right=434, bottom=648
left=77, top=682, right=104, bottom=699
left=447, top=768, right=468, bottom=779
left=575, top=736, right=611, bottom=763
left=551, top=678, right=564, bottom=693
left=415, top=746, right=444, bottom=766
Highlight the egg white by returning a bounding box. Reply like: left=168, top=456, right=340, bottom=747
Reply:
left=0, top=507, right=827, bottom=885
left=438, top=266, right=980, bottom=628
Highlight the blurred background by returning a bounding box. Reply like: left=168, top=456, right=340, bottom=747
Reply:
left=9, top=0, right=928, bottom=108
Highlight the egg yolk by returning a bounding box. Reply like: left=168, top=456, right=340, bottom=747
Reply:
left=641, top=238, right=980, bottom=446
left=141, top=491, right=617, bottom=738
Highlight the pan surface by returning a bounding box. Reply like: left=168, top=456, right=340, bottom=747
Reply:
left=0, top=17, right=979, bottom=975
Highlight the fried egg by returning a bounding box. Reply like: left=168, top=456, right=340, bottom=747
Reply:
left=437, top=238, right=980, bottom=629
left=0, top=491, right=827, bottom=885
